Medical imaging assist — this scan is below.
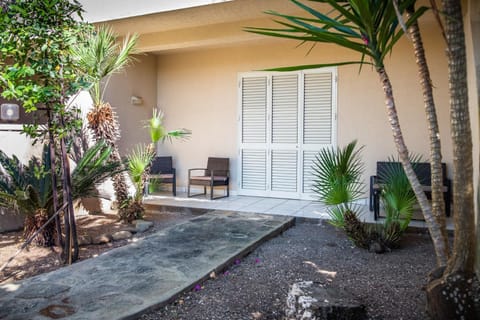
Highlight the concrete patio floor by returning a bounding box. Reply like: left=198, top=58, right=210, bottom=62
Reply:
left=0, top=210, right=293, bottom=320
left=144, top=191, right=438, bottom=229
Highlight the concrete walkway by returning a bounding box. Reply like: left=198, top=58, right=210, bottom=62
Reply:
left=0, top=210, right=294, bottom=320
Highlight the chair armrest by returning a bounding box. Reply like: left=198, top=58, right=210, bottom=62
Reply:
left=188, top=168, right=207, bottom=178
left=210, top=169, right=230, bottom=178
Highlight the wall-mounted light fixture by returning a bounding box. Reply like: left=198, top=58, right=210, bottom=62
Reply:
left=0, top=103, right=20, bottom=121
left=131, top=96, right=143, bottom=106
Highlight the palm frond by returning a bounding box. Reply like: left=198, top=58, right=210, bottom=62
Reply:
left=72, top=25, right=139, bottom=105
left=71, top=141, right=124, bottom=199
left=147, top=109, right=192, bottom=144
left=162, top=129, right=192, bottom=143
left=244, top=0, right=426, bottom=69
left=379, top=154, right=422, bottom=231
left=126, top=144, right=154, bottom=200
left=312, top=140, right=365, bottom=206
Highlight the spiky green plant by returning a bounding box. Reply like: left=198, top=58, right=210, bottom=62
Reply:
left=72, top=25, right=138, bottom=221
left=127, top=144, right=155, bottom=202
left=147, top=109, right=191, bottom=145
left=312, top=140, right=365, bottom=227
left=245, top=1, right=456, bottom=257
left=378, top=155, right=421, bottom=247
left=379, top=158, right=417, bottom=231
left=0, top=141, right=122, bottom=246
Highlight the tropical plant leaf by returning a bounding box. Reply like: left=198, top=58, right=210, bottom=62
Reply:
left=72, top=25, right=139, bottom=105
left=312, top=140, right=365, bottom=207
left=71, top=141, right=124, bottom=200
left=147, top=109, right=192, bottom=144
left=126, top=144, right=154, bottom=200
left=245, top=0, right=426, bottom=70
left=379, top=154, right=422, bottom=231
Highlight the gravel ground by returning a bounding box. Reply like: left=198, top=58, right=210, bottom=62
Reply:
left=140, top=219, right=436, bottom=320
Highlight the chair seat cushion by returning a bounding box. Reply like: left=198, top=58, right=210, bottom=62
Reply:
left=150, top=174, right=174, bottom=179
left=190, top=176, right=228, bottom=182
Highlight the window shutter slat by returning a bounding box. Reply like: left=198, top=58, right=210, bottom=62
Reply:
left=242, top=77, right=267, bottom=143
left=272, top=75, right=298, bottom=144
left=304, top=73, right=332, bottom=144
left=271, top=150, right=297, bottom=192
left=242, top=150, right=267, bottom=190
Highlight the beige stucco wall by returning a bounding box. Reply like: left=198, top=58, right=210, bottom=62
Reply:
left=155, top=22, right=452, bottom=195
left=104, top=53, right=158, bottom=155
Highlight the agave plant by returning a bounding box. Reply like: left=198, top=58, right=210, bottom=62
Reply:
left=0, top=141, right=122, bottom=246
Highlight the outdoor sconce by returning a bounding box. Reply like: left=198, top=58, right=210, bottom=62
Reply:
left=131, top=95, right=143, bottom=105
left=0, top=103, right=20, bottom=121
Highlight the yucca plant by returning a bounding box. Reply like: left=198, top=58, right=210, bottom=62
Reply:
left=72, top=25, right=138, bottom=221
left=0, top=141, right=122, bottom=246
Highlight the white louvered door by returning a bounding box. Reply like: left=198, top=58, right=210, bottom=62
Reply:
left=239, top=68, right=336, bottom=199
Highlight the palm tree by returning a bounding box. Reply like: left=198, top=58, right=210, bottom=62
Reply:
left=120, top=109, right=190, bottom=222
left=245, top=0, right=448, bottom=266
left=72, top=25, right=138, bottom=221
left=403, top=2, right=450, bottom=261
left=424, top=0, right=478, bottom=318
left=0, top=141, right=123, bottom=246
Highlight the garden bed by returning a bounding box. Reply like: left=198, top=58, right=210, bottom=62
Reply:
left=1, top=212, right=437, bottom=319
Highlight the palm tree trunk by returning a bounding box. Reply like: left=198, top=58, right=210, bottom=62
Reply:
left=87, top=102, right=129, bottom=218
left=60, top=133, right=79, bottom=263
left=377, top=66, right=449, bottom=266
left=23, top=209, right=56, bottom=247
left=406, top=7, right=450, bottom=263
left=47, top=111, right=63, bottom=248
left=443, top=0, right=476, bottom=276
left=425, top=2, right=479, bottom=317
left=110, top=148, right=129, bottom=205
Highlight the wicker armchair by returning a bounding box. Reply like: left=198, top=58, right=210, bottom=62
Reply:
left=145, top=156, right=176, bottom=196
left=188, top=157, right=229, bottom=200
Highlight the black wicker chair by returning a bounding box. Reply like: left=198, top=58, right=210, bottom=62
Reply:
left=145, top=156, right=176, bottom=196
left=188, top=157, right=229, bottom=200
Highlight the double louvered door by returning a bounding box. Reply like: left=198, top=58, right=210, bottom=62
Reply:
left=239, top=68, right=337, bottom=199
